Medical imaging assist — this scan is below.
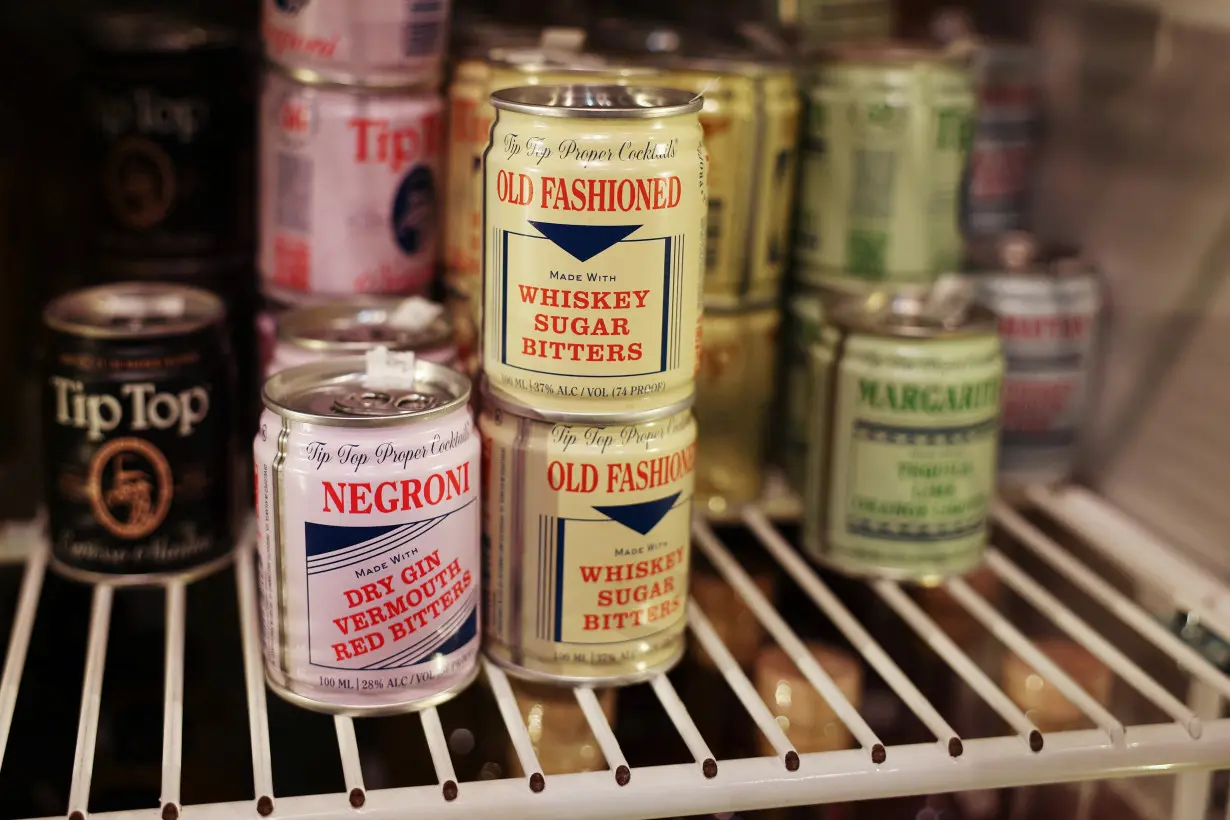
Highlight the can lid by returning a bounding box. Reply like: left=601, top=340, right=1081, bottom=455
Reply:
left=264, top=357, right=470, bottom=427
left=44, top=282, right=225, bottom=339
left=823, top=39, right=969, bottom=66
left=965, top=232, right=1092, bottom=277
left=829, top=278, right=998, bottom=338
left=491, top=84, right=702, bottom=118
left=481, top=378, right=693, bottom=425
left=278, top=299, right=454, bottom=356
left=85, top=10, right=236, bottom=52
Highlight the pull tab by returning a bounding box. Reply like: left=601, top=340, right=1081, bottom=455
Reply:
left=925, top=273, right=976, bottom=328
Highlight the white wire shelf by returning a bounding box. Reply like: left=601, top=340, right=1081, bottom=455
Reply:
left=1, top=484, right=1229, bottom=820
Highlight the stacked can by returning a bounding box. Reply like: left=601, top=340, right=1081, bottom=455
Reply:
left=480, top=85, right=706, bottom=684
left=258, top=0, right=449, bottom=304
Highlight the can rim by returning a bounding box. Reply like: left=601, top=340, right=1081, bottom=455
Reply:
left=964, top=233, right=1093, bottom=278
left=263, top=357, right=472, bottom=427
left=481, top=379, right=694, bottom=424
left=276, top=299, right=455, bottom=355
left=265, top=60, right=441, bottom=94
left=490, top=84, right=703, bottom=118
left=822, top=39, right=969, bottom=66
left=44, top=282, right=226, bottom=339
left=828, top=292, right=999, bottom=338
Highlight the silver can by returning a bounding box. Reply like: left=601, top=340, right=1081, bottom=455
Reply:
left=267, top=298, right=459, bottom=377
left=967, top=234, right=1100, bottom=485
left=255, top=357, right=481, bottom=715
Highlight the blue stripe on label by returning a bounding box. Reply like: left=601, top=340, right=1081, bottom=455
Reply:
left=554, top=517, right=566, bottom=643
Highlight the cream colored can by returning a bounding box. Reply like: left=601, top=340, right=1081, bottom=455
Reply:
left=695, top=304, right=780, bottom=516
left=483, top=85, right=706, bottom=417
left=480, top=391, right=695, bottom=683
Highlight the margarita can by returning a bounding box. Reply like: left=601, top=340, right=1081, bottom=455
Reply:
left=795, top=45, right=974, bottom=290
left=801, top=294, right=1003, bottom=580
left=480, top=390, right=695, bottom=683
left=967, top=234, right=1099, bottom=484
left=254, top=358, right=480, bottom=714
left=262, top=0, right=451, bottom=87
left=258, top=68, right=443, bottom=302
left=483, top=85, right=706, bottom=417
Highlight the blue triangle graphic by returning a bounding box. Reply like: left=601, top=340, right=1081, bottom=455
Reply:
left=529, top=221, right=641, bottom=263
left=593, top=492, right=681, bottom=536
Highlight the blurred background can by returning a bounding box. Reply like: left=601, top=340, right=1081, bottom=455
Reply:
left=42, top=283, right=234, bottom=584
left=779, top=289, right=826, bottom=492
left=258, top=68, right=443, bottom=302
left=83, top=11, right=256, bottom=259
left=801, top=292, right=1003, bottom=582
left=966, top=233, right=1100, bottom=487
left=662, top=58, right=800, bottom=307
left=794, top=44, right=974, bottom=292
left=262, top=0, right=452, bottom=88
left=694, top=304, right=779, bottom=516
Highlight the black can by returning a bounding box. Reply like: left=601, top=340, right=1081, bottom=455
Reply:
left=42, top=283, right=234, bottom=583
left=83, top=11, right=255, bottom=258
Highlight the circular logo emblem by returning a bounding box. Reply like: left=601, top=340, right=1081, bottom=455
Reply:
left=276, top=90, right=317, bottom=146
left=88, top=437, right=174, bottom=540
left=391, top=166, right=436, bottom=254
left=275, top=0, right=311, bottom=13
left=104, top=136, right=176, bottom=230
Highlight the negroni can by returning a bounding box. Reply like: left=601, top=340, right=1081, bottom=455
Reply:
left=83, top=11, right=255, bottom=258
left=801, top=292, right=1003, bottom=581
left=795, top=45, right=974, bottom=290
left=258, top=68, right=443, bottom=302
left=963, top=44, right=1038, bottom=236
left=262, top=0, right=451, bottom=87
left=42, top=283, right=234, bottom=583
left=255, top=357, right=480, bottom=714
left=268, top=298, right=459, bottom=376
left=480, top=389, right=695, bottom=683
left=663, top=60, right=800, bottom=306
left=967, top=234, right=1099, bottom=485
left=484, top=85, right=706, bottom=417
left=694, top=305, right=779, bottom=515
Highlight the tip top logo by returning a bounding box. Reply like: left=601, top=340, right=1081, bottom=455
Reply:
left=88, top=437, right=173, bottom=540
left=274, top=0, right=311, bottom=14
left=277, top=93, right=316, bottom=144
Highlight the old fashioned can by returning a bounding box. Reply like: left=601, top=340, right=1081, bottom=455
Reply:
left=967, top=234, right=1099, bottom=485
left=780, top=290, right=826, bottom=491
left=962, top=44, right=1038, bottom=237
left=795, top=45, right=974, bottom=290
left=42, top=283, right=234, bottom=583
left=801, top=293, right=1003, bottom=581
left=663, top=60, right=800, bottom=306
left=483, top=85, right=706, bottom=417
left=695, top=305, right=780, bottom=515
left=480, top=389, right=695, bottom=683
left=262, top=0, right=451, bottom=87
left=258, top=68, right=443, bottom=302
left=83, top=11, right=255, bottom=258
left=267, top=298, right=459, bottom=377
left=255, top=357, right=480, bottom=714
left=445, top=55, right=660, bottom=293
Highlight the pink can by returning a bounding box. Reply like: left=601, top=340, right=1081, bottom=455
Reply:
left=267, top=298, right=460, bottom=377
left=259, top=68, right=443, bottom=302
left=255, top=357, right=480, bottom=714
left=262, top=0, right=451, bottom=87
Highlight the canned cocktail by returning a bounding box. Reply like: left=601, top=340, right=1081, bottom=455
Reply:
left=480, top=389, right=695, bottom=683
left=801, top=292, right=1003, bottom=581
left=483, top=85, right=706, bottom=417
left=255, top=357, right=480, bottom=714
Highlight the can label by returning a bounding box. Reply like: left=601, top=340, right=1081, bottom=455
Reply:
left=781, top=294, right=825, bottom=489
left=43, top=328, right=233, bottom=577
left=254, top=406, right=480, bottom=708
left=796, top=65, right=973, bottom=285
left=975, top=275, right=1098, bottom=481
left=806, top=333, right=1002, bottom=577
left=262, top=0, right=450, bottom=85
left=748, top=77, right=801, bottom=303
left=481, top=405, right=695, bottom=680
left=86, top=37, right=254, bottom=256
left=483, top=110, right=706, bottom=414
left=963, top=73, right=1036, bottom=236
left=259, top=71, right=443, bottom=300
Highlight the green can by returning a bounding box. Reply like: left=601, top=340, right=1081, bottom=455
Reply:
left=801, top=293, right=1003, bottom=582
left=795, top=45, right=974, bottom=292
left=780, top=289, right=827, bottom=490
